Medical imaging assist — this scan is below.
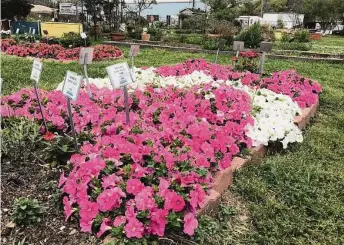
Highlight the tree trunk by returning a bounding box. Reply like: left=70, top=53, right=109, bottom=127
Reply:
left=94, top=12, right=97, bottom=40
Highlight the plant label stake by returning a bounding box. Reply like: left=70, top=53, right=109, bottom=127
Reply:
left=80, top=32, right=87, bottom=47
left=16, top=28, right=19, bottom=34
left=233, top=41, right=245, bottom=58
left=79, top=47, right=94, bottom=99
left=258, top=42, right=273, bottom=74
left=129, top=44, right=140, bottom=70
left=62, top=71, right=82, bottom=152
left=106, top=62, right=134, bottom=125
left=30, top=59, right=48, bottom=131
left=214, top=39, right=226, bottom=64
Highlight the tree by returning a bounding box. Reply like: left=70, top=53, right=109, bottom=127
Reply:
left=202, top=0, right=240, bottom=21
left=239, top=0, right=261, bottom=16
left=303, top=0, right=342, bottom=30
left=126, top=0, right=157, bottom=23
left=84, top=0, right=105, bottom=40
left=1, top=0, right=33, bottom=20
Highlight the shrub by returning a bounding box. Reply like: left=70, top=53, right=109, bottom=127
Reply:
left=294, top=29, right=311, bottom=42
left=181, top=15, right=204, bottom=30
left=280, top=29, right=310, bottom=43
left=1, top=117, right=41, bottom=161
left=58, top=32, right=91, bottom=48
left=126, top=26, right=143, bottom=40
left=280, top=31, right=294, bottom=42
left=277, top=19, right=284, bottom=29
left=148, top=27, right=163, bottom=41
left=209, top=20, right=237, bottom=37
left=185, top=35, right=204, bottom=45
left=203, top=38, right=219, bottom=50
left=12, top=197, right=44, bottom=226
left=235, top=23, right=262, bottom=48
left=260, top=24, right=275, bottom=42
left=274, top=42, right=312, bottom=51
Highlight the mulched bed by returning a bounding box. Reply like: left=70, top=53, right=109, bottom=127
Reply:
left=0, top=155, right=100, bottom=245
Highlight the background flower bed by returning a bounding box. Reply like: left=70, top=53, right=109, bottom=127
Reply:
left=1, top=39, right=123, bottom=61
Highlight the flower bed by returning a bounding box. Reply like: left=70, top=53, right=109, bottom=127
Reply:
left=2, top=83, right=253, bottom=239
left=1, top=59, right=322, bottom=242
left=1, top=39, right=123, bottom=61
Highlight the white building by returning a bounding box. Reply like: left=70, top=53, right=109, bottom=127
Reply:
left=262, top=13, right=304, bottom=29
left=236, top=16, right=262, bottom=28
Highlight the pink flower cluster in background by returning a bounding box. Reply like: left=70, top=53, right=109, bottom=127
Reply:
left=155, top=58, right=260, bottom=82
left=240, top=69, right=322, bottom=108
left=154, top=59, right=321, bottom=109
left=1, top=39, right=17, bottom=51
left=1, top=82, right=253, bottom=239
left=1, top=40, right=123, bottom=61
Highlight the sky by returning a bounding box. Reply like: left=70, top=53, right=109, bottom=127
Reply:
left=141, top=2, right=206, bottom=17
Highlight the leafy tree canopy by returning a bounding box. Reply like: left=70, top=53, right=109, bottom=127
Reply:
left=1, top=0, right=33, bottom=20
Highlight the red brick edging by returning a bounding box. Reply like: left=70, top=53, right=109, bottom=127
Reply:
left=197, top=102, right=319, bottom=216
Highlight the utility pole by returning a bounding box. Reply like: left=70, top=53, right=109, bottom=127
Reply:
left=261, top=0, right=264, bottom=18
left=192, top=0, right=195, bottom=9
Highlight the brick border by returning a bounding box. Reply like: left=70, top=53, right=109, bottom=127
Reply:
left=196, top=102, right=319, bottom=216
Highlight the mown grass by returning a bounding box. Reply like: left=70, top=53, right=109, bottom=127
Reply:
left=311, top=36, right=344, bottom=54
left=1, top=49, right=344, bottom=244
left=229, top=60, right=344, bottom=244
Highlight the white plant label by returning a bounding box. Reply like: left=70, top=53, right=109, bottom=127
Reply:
left=129, top=45, right=140, bottom=57
left=30, top=59, right=43, bottom=84
left=0, top=77, right=3, bottom=95
left=233, top=41, right=245, bottom=51
left=32, top=29, right=36, bottom=35
left=62, top=71, right=82, bottom=101
left=16, top=28, right=19, bottom=34
left=80, top=32, right=87, bottom=39
left=106, top=63, right=133, bottom=88
left=79, top=47, right=94, bottom=64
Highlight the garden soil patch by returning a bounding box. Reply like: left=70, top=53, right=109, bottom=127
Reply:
left=0, top=156, right=100, bottom=245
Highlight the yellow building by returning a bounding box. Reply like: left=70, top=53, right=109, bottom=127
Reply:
left=40, top=22, right=83, bottom=37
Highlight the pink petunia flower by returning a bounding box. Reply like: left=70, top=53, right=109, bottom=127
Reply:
left=97, top=187, right=126, bottom=212
left=164, top=191, right=185, bottom=212
left=125, top=218, right=144, bottom=238
left=183, top=213, right=198, bottom=236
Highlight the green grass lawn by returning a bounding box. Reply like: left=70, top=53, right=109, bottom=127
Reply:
left=311, top=36, right=344, bottom=54
left=1, top=49, right=344, bottom=244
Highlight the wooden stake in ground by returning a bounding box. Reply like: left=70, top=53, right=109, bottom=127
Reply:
left=129, top=44, right=140, bottom=70
left=30, top=59, right=48, bottom=131
left=214, top=39, right=226, bottom=64
left=61, top=71, right=82, bottom=152
left=79, top=47, right=94, bottom=99
left=106, top=62, right=134, bottom=126
left=258, top=41, right=273, bottom=74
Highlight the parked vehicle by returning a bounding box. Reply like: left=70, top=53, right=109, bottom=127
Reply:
left=332, top=25, right=344, bottom=35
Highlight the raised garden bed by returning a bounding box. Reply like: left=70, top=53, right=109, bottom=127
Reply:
left=104, top=40, right=344, bottom=63
left=1, top=59, right=321, bottom=244
left=1, top=39, right=124, bottom=62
